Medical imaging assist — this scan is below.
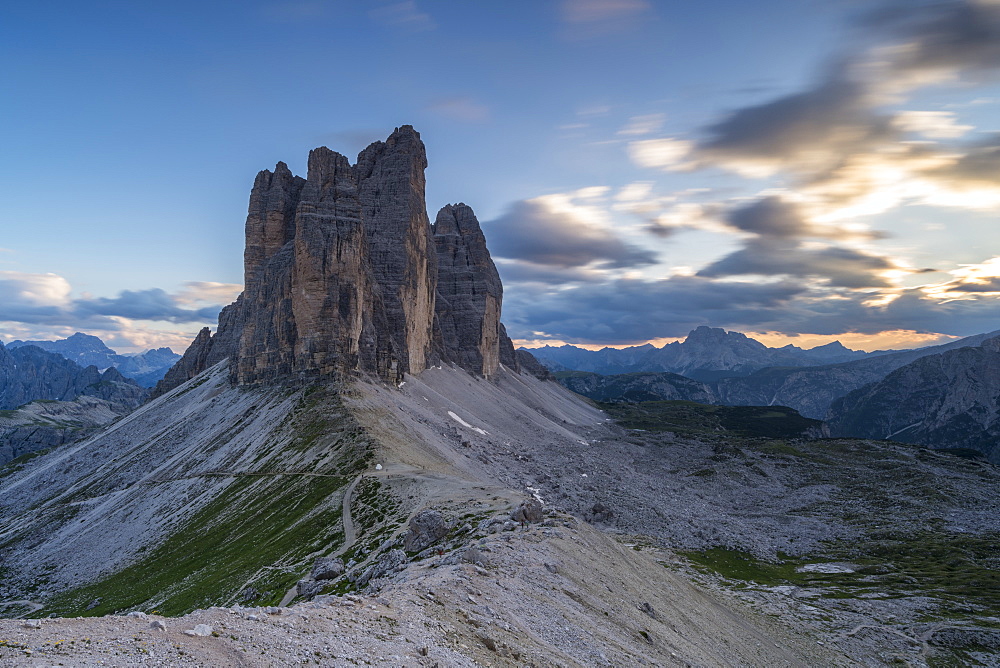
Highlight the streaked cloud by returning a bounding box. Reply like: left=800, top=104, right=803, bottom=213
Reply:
left=560, top=0, right=649, bottom=24
left=369, top=1, right=435, bottom=32
left=857, top=0, right=1000, bottom=89
left=698, top=239, right=899, bottom=289
left=502, top=270, right=1000, bottom=344
left=559, top=0, right=651, bottom=38
left=485, top=191, right=657, bottom=269
left=618, top=113, right=666, bottom=137
left=174, top=281, right=244, bottom=306
left=627, top=138, right=693, bottom=170
left=893, top=111, right=973, bottom=138
left=503, top=274, right=809, bottom=343
left=924, top=257, right=1000, bottom=298
left=0, top=271, right=228, bottom=328
left=494, top=258, right=607, bottom=285
left=425, top=97, right=489, bottom=122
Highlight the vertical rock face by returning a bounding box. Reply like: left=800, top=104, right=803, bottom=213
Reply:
left=356, top=126, right=437, bottom=375
left=157, top=126, right=524, bottom=395
left=432, top=203, right=504, bottom=376
left=243, top=162, right=305, bottom=287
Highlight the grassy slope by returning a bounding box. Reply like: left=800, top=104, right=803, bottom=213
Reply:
left=37, top=385, right=375, bottom=617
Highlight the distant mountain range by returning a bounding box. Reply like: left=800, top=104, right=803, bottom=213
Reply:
left=529, top=326, right=897, bottom=381
left=0, top=341, right=148, bottom=465
left=7, top=332, right=180, bottom=387
left=545, top=327, right=1000, bottom=463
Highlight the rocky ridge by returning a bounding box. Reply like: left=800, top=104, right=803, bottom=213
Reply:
left=8, top=333, right=180, bottom=387
left=0, top=343, right=149, bottom=465
left=156, top=126, right=519, bottom=397
left=556, top=369, right=715, bottom=404
left=828, top=335, right=1000, bottom=463
left=545, top=328, right=1000, bottom=421
left=0, top=342, right=146, bottom=411
left=0, top=395, right=126, bottom=466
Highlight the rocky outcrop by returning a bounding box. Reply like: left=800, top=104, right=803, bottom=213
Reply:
left=432, top=203, right=503, bottom=376
left=236, top=146, right=388, bottom=386
left=828, top=336, right=1000, bottom=464
left=403, top=509, right=451, bottom=553
left=158, top=126, right=523, bottom=394
left=357, top=130, right=437, bottom=375
left=153, top=328, right=214, bottom=397
left=515, top=348, right=551, bottom=380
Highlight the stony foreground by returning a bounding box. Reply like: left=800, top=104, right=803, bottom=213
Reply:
left=0, top=511, right=841, bottom=667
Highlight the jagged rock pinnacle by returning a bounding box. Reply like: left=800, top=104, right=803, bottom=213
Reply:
left=156, top=127, right=520, bottom=396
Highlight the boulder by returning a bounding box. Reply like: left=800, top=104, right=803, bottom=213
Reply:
left=511, top=500, right=543, bottom=524
left=403, top=509, right=450, bottom=552
left=311, top=557, right=345, bottom=581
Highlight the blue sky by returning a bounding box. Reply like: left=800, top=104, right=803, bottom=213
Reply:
left=2, top=0, right=999, bottom=353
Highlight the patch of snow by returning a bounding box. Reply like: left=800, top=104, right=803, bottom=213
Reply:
left=527, top=486, right=545, bottom=504
left=447, top=411, right=488, bottom=435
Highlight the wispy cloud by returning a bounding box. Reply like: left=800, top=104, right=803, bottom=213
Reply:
left=618, top=113, right=666, bottom=137
left=174, top=281, right=243, bottom=307
left=369, top=1, right=435, bottom=33
left=485, top=190, right=657, bottom=271
left=425, top=97, right=489, bottom=122
left=621, top=0, right=1000, bottom=238
left=0, top=271, right=231, bottom=329
left=560, top=0, right=650, bottom=37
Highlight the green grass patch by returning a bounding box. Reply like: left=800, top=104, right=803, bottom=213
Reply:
left=43, top=472, right=349, bottom=617
left=0, top=448, right=53, bottom=479
left=680, top=529, right=1000, bottom=619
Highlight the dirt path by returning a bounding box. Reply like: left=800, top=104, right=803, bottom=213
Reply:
left=277, top=472, right=365, bottom=606
left=0, top=600, right=43, bottom=617
left=334, top=473, right=363, bottom=555
left=276, top=463, right=520, bottom=607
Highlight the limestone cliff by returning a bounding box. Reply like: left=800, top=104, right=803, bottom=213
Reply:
left=357, top=128, right=437, bottom=375
left=432, top=203, right=503, bottom=376
left=157, top=127, right=524, bottom=395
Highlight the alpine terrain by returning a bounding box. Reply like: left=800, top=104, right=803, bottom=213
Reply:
left=1, top=127, right=998, bottom=667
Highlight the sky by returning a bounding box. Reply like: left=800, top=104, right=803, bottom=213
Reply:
left=2, top=0, right=1000, bottom=353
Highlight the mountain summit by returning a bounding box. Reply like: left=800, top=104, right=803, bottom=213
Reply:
left=157, top=126, right=517, bottom=395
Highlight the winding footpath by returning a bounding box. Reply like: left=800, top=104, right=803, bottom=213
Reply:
left=277, top=472, right=364, bottom=607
